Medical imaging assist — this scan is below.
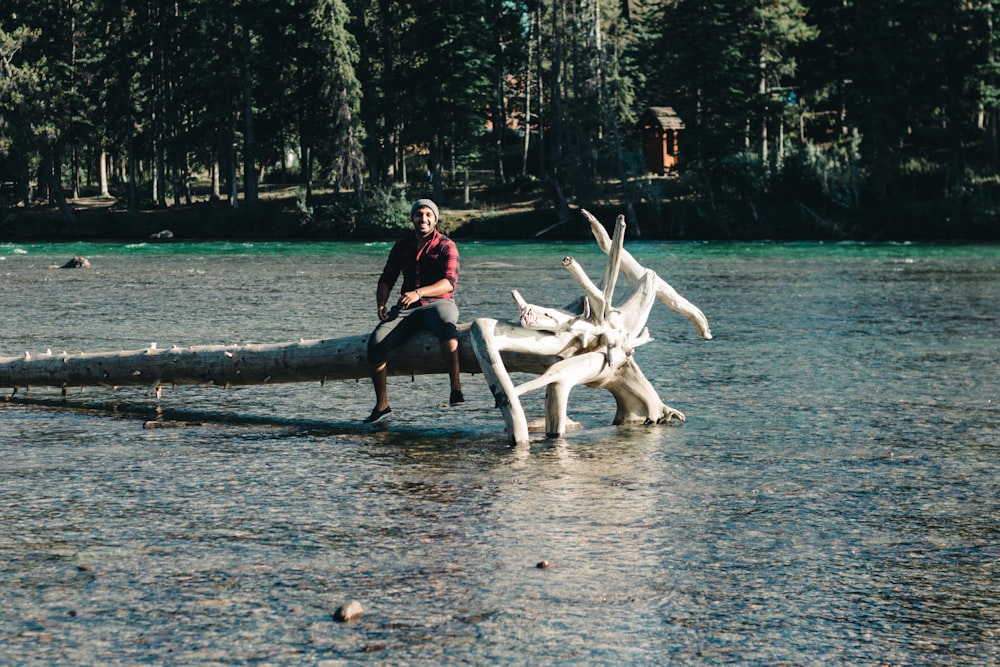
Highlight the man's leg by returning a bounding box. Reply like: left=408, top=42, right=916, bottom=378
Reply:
left=366, top=307, right=421, bottom=421
left=424, top=299, right=464, bottom=405
left=441, top=337, right=462, bottom=395
left=371, top=361, right=390, bottom=411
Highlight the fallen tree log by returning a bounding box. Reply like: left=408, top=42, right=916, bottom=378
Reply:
left=0, top=209, right=711, bottom=444
left=0, top=327, right=560, bottom=394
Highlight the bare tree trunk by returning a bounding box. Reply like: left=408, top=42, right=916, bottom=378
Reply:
left=241, top=23, right=258, bottom=207
left=44, top=145, right=78, bottom=225
left=301, top=142, right=313, bottom=199
left=210, top=159, right=220, bottom=200
left=759, top=46, right=768, bottom=163
left=493, top=49, right=506, bottom=180
left=227, top=137, right=239, bottom=208
left=0, top=329, right=554, bottom=393
left=431, top=134, right=444, bottom=203
left=15, top=140, right=31, bottom=206
left=535, top=4, right=545, bottom=179
left=71, top=147, right=80, bottom=199
left=127, top=133, right=138, bottom=213
left=152, top=137, right=161, bottom=205
left=99, top=148, right=110, bottom=198
left=522, top=16, right=533, bottom=178
left=353, top=171, right=364, bottom=205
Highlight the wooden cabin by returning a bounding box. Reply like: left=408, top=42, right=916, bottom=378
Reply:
left=638, top=106, right=684, bottom=175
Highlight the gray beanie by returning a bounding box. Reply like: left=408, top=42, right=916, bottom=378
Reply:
left=410, top=198, right=439, bottom=222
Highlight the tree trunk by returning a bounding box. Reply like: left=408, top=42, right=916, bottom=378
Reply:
left=15, top=143, right=31, bottom=206
left=44, top=145, right=78, bottom=225
left=209, top=159, right=219, bottom=200
left=493, top=65, right=506, bottom=180
left=241, top=23, right=258, bottom=207
left=99, top=148, right=110, bottom=198
left=127, top=133, right=138, bottom=213
left=431, top=134, right=444, bottom=203
left=0, top=327, right=556, bottom=393
left=535, top=5, right=545, bottom=179
left=522, top=16, right=532, bottom=178
left=227, top=137, right=239, bottom=208
left=152, top=137, right=162, bottom=205
left=71, top=146, right=80, bottom=199
left=301, top=142, right=313, bottom=199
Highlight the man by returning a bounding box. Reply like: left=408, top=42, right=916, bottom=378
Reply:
left=364, top=199, right=464, bottom=423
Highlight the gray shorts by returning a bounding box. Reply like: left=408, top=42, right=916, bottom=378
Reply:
left=367, top=299, right=460, bottom=365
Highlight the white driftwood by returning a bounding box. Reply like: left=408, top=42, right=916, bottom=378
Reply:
left=0, top=210, right=710, bottom=444
left=581, top=209, right=713, bottom=340
left=469, top=210, right=707, bottom=443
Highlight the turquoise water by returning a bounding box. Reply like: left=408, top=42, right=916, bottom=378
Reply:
left=1, top=240, right=997, bottom=665
left=5, top=237, right=998, bottom=258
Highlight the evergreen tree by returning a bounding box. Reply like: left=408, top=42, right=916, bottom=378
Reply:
left=971, top=2, right=1000, bottom=168
left=308, top=0, right=365, bottom=197
left=0, top=19, right=42, bottom=205
left=639, top=0, right=752, bottom=163
left=3, top=0, right=1000, bottom=238
left=346, top=0, right=404, bottom=188
left=399, top=0, right=494, bottom=201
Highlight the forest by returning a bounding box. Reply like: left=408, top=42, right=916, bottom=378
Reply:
left=2, top=0, right=1000, bottom=240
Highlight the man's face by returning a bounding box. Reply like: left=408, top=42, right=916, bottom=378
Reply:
left=412, top=206, right=437, bottom=238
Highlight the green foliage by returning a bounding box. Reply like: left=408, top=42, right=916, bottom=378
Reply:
left=787, top=133, right=864, bottom=211
left=4, top=1, right=1000, bottom=239
left=360, top=185, right=411, bottom=231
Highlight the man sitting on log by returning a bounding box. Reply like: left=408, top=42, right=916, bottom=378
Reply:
left=364, top=199, right=464, bottom=423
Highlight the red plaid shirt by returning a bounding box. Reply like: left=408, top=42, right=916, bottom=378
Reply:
left=377, top=229, right=459, bottom=304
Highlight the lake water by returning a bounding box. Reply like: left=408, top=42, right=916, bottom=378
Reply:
left=0, top=238, right=997, bottom=665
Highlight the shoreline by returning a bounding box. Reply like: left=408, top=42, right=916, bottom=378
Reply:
left=4, top=194, right=999, bottom=243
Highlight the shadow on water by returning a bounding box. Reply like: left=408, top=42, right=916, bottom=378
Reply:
left=2, top=394, right=523, bottom=448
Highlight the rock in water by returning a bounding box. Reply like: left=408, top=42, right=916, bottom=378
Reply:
left=333, top=600, right=363, bottom=622
left=60, top=257, right=91, bottom=269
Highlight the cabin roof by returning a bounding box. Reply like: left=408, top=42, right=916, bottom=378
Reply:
left=640, top=106, right=685, bottom=130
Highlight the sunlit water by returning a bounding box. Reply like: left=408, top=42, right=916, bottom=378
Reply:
left=0, top=239, right=997, bottom=665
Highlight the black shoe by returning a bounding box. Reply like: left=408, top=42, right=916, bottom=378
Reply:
left=449, top=390, right=465, bottom=406
left=363, top=406, right=392, bottom=423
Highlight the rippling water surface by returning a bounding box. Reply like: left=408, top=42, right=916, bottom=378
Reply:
left=1, top=239, right=997, bottom=665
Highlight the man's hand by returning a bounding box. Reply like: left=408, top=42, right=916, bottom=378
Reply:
left=398, top=289, right=422, bottom=309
